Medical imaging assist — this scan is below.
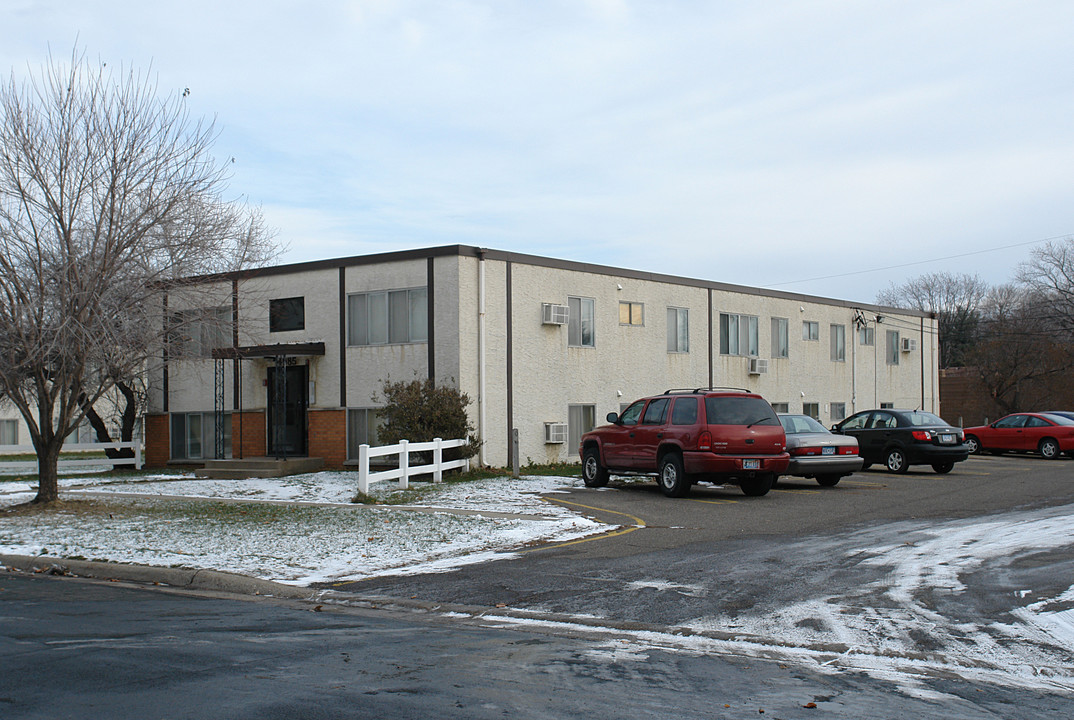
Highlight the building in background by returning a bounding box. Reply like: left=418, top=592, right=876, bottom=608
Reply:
left=144, top=245, right=939, bottom=468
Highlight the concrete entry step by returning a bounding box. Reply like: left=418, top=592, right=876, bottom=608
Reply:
left=195, top=457, right=325, bottom=479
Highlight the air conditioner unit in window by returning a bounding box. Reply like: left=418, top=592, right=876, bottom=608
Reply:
left=542, top=303, right=570, bottom=325
left=748, top=357, right=769, bottom=375
left=544, top=422, right=568, bottom=444
left=901, top=338, right=917, bottom=352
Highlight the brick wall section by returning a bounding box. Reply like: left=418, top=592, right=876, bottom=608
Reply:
left=144, top=414, right=170, bottom=468
left=939, top=367, right=1074, bottom=428
left=233, top=411, right=266, bottom=459
left=309, top=408, right=347, bottom=468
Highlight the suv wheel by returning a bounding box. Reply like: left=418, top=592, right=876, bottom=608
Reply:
left=582, top=447, right=609, bottom=487
left=816, top=474, right=841, bottom=487
left=740, top=473, right=775, bottom=496
left=657, top=453, right=690, bottom=498
left=885, top=448, right=909, bottom=474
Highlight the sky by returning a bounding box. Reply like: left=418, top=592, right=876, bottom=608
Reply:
left=3, top=1, right=1073, bottom=304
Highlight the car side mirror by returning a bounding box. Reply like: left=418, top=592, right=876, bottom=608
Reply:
left=607, top=412, right=620, bottom=424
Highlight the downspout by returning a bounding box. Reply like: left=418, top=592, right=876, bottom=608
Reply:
left=851, top=315, right=857, bottom=414
left=477, top=248, right=487, bottom=467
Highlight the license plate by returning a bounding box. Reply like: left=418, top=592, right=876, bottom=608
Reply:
left=940, top=434, right=954, bottom=444
left=743, top=459, right=760, bottom=469
left=822, top=446, right=836, bottom=455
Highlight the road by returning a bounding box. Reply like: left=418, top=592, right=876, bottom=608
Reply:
left=3, top=454, right=1074, bottom=718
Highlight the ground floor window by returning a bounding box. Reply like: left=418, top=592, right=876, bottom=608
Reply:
left=568, top=404, right=596, bottom=452
left=0, top=419, right=16, bottom=445
left=171, top=412, right=231, bottom=460
left=770, top=402, right=789, bottom=413
left=803, top=402, right=820, bottom=420
left=830, top=402, right=846, bottom=421
left=347, top=408, right=382, bottom=459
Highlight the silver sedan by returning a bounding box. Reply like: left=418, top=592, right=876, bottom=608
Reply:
left=778, top=414, right=863, bottom=487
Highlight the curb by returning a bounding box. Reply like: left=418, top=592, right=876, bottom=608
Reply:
left=0, top=554, right=315, bottom=600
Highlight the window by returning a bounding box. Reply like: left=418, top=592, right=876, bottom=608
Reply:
left=618, top=401, right=644, bottom=426
left=0, top=419, right=16, bottom=445
left=619, top=301, right=644, bottom=326
left=671, top=397, right=698, bottom=425
left=994, top=414, right=1027, bottom=429
left=667, top=307, right=689, bottom=352
left=803, top=402, right=820, bottom=420
left=802, top=321, right=819, bottom=341
left=886, top=330, right=900, bottom=365
left=830, top=402, right=846, bottom=421
left=770, top=402, right=790, bottom=413
left=346, top=408, right=382, bottom=458
left=771, top=317, right=789, bottom=358
left=720, top=313, right=759, bottom=356
left=568, top=404, right=596, bottom=450
left=170, top=412, right=231, bottom=460
left=348, top=288, right=428, bottom=346
left=169, top=306, right=232, bottom=357
left=642, top=398, right=671, bottom=425
left=830, top=324, right=846, bottom=362
left=269, top=297, right=305, bottom=332
left=704, top=396, right=779, bottom=425
left=568, top=297, right=595, bottom=347
left=859, top=326, right=875, bottom=346
left=880, top=402, right=894, bottom=409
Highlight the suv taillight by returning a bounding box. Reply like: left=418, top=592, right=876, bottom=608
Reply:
left=698, top=430, right=712, bottom=451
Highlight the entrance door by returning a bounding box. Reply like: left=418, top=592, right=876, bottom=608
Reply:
left=267, top=364, right=308, bottom=457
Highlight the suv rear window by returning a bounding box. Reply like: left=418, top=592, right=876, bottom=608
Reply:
left=704, top=396, right=779, bottom=425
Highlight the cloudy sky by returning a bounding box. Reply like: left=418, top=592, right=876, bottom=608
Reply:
left=4, top=1, right=1073, bottom=303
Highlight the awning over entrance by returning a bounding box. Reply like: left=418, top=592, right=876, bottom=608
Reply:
left=211, top=342, right=326, bottom=360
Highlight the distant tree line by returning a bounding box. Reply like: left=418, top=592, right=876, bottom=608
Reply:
left=876, top=238, right=1074, bottom=415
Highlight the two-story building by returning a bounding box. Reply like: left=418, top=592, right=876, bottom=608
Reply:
left=145, top=245, right=938, bottom=469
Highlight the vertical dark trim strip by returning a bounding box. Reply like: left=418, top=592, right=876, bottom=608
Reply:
left=232, top=280, right=240, bottom=409
left=427, top=257, right=436, bottom=381
left=162, top=291, right=169, bottom=413
left=707, top=288, right=714, bottom=388
left=339, top=267, right=347, bottom=408
left=506, top=261, right=513, bottom=455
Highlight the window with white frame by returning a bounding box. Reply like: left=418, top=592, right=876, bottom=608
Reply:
left=170, top=412, right=231, bottom=460
left=859, top=326, right=875, bottom=346
left=667, top=307, right=689, bottom=352
left=802, top=321, right=819, bottom=341
left=803, top=402, right=820, bottom=420
left=886, top=330, right=900, bottom=365
left=0, top=419, right=17, bottom=445
left=830, top=324, right=846, bottom=362
left=619, top=301, right=644, bottom=326
left=348, top=288, right=428, bottom=346
left=346, top=408, right=382, bottom=458
left=568, top=297, right=595, bottom=347
left=830, top=402, right=846, bottom=421
left=568, top=404, right=596, bottom=451
left=771, top=317, right=789, bottom=358
left=720, top=313, right=759, bottom=356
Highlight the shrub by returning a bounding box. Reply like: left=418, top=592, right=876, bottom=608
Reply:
left=375, top=377, right=481, bottom=461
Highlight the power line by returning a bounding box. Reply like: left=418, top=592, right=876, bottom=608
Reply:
left=764, top=234, right=1070, bottom=289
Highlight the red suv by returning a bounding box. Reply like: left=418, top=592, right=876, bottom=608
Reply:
left=579, top=388, right=789, bottom=497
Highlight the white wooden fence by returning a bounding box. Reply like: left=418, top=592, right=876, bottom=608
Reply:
left=0, top=442, right=142, bottom=471
left=357, top=438, right=470, bottom=494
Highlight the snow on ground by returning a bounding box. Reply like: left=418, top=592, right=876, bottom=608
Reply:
left=0, top=472, right=603, bottom=585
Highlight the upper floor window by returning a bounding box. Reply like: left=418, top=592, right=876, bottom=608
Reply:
left=667, top=307, right=689, bottom=353
left=720, top=313, right=758, bottom=356
left=568, top=296, right=595, bottom=347
left=830, top=324, right=846, bottom=362
left=619, top=301, right=644, bottom=326
left=859, top=326, right=875, bottom=346
left=348, top=288, right=428, bottom=346
left=169, top=306, right=232, bottom=357
left=802, top=321, right=819, bottom=341
left=886, top=330, right=900, bottom=365
left=270, top=297, right=305, bottom=332
left=771, top=317, right=789, bottom=358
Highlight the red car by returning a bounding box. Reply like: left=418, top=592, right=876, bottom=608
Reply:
left=964, top=413, right=1074, bottom=460
left=579, top=388, right=789, bottom=498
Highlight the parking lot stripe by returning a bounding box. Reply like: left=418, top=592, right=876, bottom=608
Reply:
left=523, top=498, right=646, bottom=552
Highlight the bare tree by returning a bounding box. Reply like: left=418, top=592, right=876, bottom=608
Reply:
left=876, top=271, right=989, bottom=368
left=1017, top=236, right=1074, bottom=339
left=0, top=48, right=279, bottom=503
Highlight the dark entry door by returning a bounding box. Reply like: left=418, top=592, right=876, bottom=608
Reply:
left=267, top=364, right=308, bottom=457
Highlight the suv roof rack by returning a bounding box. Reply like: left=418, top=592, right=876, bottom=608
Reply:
left=662, top=387, right=751, bottom=395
